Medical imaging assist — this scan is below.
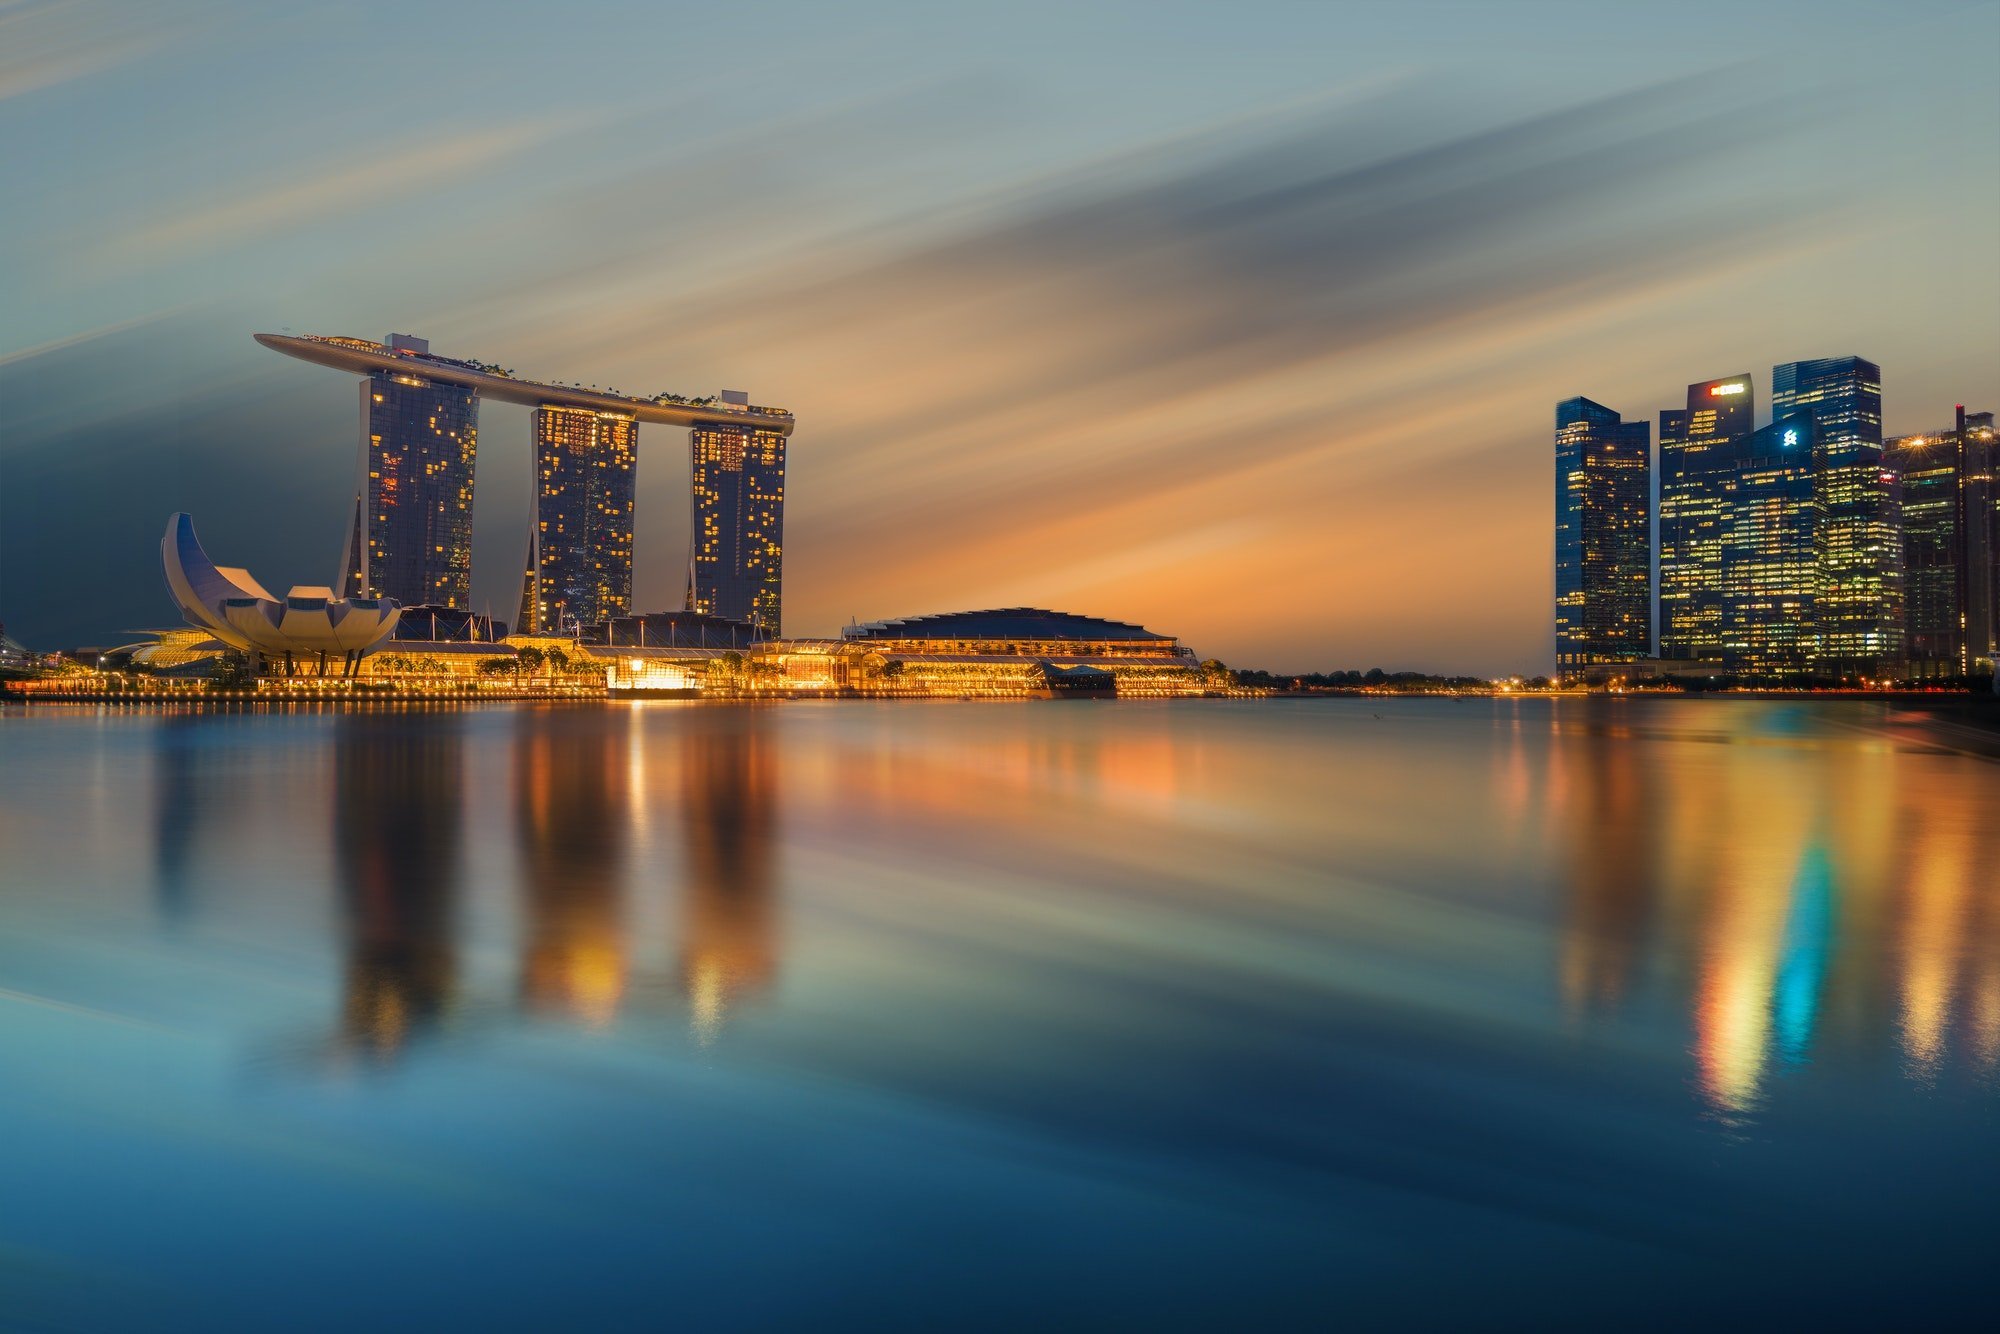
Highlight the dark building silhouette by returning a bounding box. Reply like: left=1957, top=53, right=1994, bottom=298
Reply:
left=579, top=610, right=763, bottom=648
left=1659, top=374, right=1755, bottom=662
left=1555, top=397, right=1652, bottom=678
left=1886, top=408, right=1996, bottom=676
left=388, top=604, right=504, bottom=643
left=688, top=413, right=786, bottom=636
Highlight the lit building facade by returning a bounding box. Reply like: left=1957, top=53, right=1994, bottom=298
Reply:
left=526, top=405, right=638, bottom=633
left=1885, top=408, right=1997, bottom=676
left=1969, top=409, right=1998, bottom=669
left=1554, top=397, right=1652, bottom=678
left=340, top=336, right=480, bottom=608
left=831, top=608, right=1208, bottom=696
left=1659, top=375, right=1754, bottom=662
left=688, top=414, right=786, bottom=636
left=1774, top=357, right=1901, bottom=677
left=1719, top=415, right=1819, bottom=678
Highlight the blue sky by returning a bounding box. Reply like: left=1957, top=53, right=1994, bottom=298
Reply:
left=3, top=0, right=1996, bottom=670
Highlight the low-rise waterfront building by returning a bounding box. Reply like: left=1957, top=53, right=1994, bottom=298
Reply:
left=390, top=605, right=506, bottom=645
left=580, top=611, right=762, bottom=649
left=826, top=608, right=1211, bottom=696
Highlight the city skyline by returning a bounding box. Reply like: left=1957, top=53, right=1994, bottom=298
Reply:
left=7, top=6, right=2000, bottom=1324
left=2, top=1, right=1996, bottom=673
left=1558, top=352, right=1994, bottom=682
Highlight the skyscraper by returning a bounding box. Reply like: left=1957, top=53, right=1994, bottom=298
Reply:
left=1659, top=375, right=1754, bottom=662
left=1885, top=407, right=1996, bottom=676
left=1773, top=357, right=1901, bottom=677
left=338, top=335, right=480, bottom=608
left=688, top=404, right=786, bottom=635
left=525, top=405, right=638, bottom=634
left=1555, top=397, right=1652, bottom=678
left=1971, top=409, right=1998, bottom=669
left=1719, top=414, right=1819, bottom=678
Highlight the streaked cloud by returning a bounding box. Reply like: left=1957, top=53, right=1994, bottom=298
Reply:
left=0, top=306, right=183, bottom=369
left=0, top=0, right=175, bottom=101
left=490, top=75, right=1878, bottom=669
left=102, top=111, right=605, bottom=264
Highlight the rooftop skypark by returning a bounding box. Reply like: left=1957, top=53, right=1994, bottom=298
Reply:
left=255, top=333, right=795, bottom=433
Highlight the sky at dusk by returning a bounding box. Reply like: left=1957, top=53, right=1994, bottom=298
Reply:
left=2, top=0, right=1996, bottom=673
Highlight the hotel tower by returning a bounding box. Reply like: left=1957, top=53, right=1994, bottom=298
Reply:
left=339, top=335, right=480, bottom=607
left=523, top=405, right=638, bottom=634
left=688, top=396, right=786, bottom=636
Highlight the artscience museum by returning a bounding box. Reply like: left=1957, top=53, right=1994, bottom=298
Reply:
left=162, top=513, right=402, bottom=675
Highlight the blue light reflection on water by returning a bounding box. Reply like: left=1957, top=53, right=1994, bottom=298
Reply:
left=0, top=697, right=1996, bottom=1329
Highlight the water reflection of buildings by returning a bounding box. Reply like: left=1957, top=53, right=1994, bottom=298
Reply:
left=1893, top=781, right=2000, bottom=1080
left=680, top=712, right=778, bottom=1045
left=1558, top=716, right=1658, bottom=1013
left=155, top=706, right=785, bottom=1069
left=504, top=707, right=779, bottom=1042
left=332, top=714, right=464, bottom=1064
left=515, top=710, right=630, bottom=1027
left=1558, top=705, right=2000, bottom=1118
left=152, top=714, right=218, bottom=924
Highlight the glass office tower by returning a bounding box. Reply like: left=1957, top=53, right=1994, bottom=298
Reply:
left=687, top=422, right=786, bottom=635
left=1773, top=357, right=1901, bottom=677
left=1555, top=397, right=1652, bottom=678
left=525, top=405, right=638, bottom=634
left=1972, top=410, right=1999, bottom=670
left=1720, top=414, right=1819, bottom=678
left=1885, top=408, right=1997, bottom=676
left=340, top=364, right=480, bottom=607
left=1659, top=375, right=1754, bottom=661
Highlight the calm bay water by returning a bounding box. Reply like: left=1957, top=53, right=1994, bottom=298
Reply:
left=1, top=697, right=1996, bottom=1329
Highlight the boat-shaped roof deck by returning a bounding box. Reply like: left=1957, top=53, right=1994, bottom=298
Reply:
left=255, top=333, right=795, bottom=435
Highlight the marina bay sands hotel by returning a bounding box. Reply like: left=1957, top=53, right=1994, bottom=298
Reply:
left=255, top=333, right=795, bottom=636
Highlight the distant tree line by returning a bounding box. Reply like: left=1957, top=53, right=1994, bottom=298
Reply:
left=1233, top=667, right=1550, bottom=691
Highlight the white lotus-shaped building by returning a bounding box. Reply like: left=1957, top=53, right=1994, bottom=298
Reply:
left=162, top=513, right=401, bottom=674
